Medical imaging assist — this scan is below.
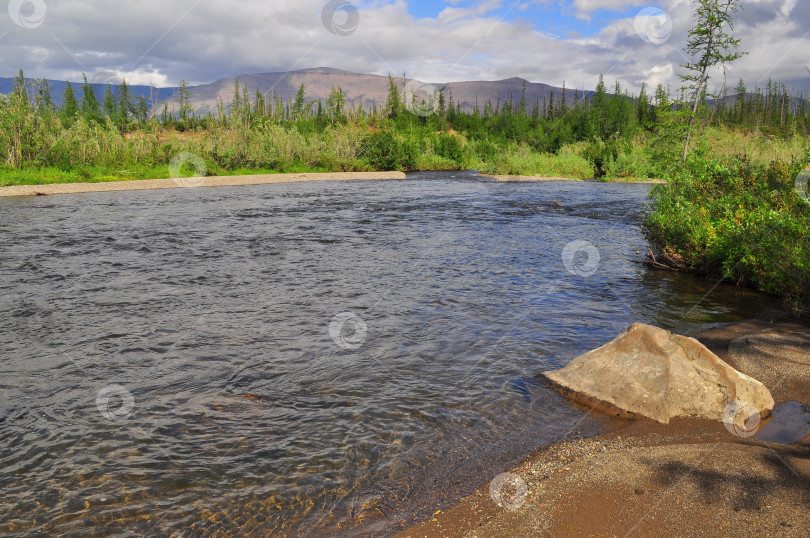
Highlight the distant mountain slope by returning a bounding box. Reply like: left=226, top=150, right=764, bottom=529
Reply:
left=0, top=67, right=585, bottom=115
left=0, top=77, right=178, bottom=107
left=3, top=68, right=807, bottom=116
left=185, top=67, right=586, bottom=115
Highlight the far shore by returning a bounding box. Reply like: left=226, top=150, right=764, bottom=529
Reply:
left=478, top=173, right=666, bottom=184
left=479, top=174, right=582, bottom=182
left=0, top=171, right=407, bottom=197
left=0, top=170, right=672, bottom=197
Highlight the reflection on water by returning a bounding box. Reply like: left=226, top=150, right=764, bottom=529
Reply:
left=0, top=171, right=775, bottom=536
left=755, top=401, right=810, bottom=445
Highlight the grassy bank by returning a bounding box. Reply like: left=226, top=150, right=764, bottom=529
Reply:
left=2, top=123, right=806, bottom=187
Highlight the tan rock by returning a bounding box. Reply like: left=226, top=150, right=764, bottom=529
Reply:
left=543, top=323, right=774, bottom=424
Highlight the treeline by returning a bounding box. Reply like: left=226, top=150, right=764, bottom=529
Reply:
left=1, top=67, right=809, bottom=176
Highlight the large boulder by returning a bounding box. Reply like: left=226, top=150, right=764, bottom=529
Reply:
left=543, top=323, right=774, bottom=424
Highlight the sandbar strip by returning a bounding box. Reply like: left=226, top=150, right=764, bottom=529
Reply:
left=0, top=171, right=407, bottom=197
left=480, top=174, right=581, bottom=182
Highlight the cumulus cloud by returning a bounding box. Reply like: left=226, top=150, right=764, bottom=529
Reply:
left=0, top=0, right=806, bottom=94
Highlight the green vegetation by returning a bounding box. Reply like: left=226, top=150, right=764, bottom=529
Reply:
left=0, top=0, right=807, bottom=313
left=644, top=0, right=809, bottom=316
left=678, top=0, right=746, bottom=161
left=644, top=152, right=810, bottom=315
left=2, top=65, right=808, bottom=187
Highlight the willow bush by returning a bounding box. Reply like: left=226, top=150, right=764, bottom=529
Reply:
left=644, top=150, right=810, bottom=314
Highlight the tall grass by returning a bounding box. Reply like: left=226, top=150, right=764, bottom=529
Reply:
left=480, top=142, right=594, bottom=178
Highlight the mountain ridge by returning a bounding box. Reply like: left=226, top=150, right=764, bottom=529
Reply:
left=0, top=67, right=586, bottom=114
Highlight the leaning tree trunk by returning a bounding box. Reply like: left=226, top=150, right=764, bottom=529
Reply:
left=683, top=22, right=716, bottom=162
left=681, top=75, right=705, bottom=163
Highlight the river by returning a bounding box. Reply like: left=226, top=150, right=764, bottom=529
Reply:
left=0, top=171, right=774, bottom=536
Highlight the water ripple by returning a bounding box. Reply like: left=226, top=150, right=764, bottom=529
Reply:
left=0, top=174, right=774, bottom=536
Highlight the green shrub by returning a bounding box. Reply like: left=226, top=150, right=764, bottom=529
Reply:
left=360, top=130, right=416, bottom=171
left=436, top=134, right=463, bottom=163
left=475, top=139, right=499, bottom=162
left=583, top=138, right=624, bottom=178
left=644, top=153, right=810, bottom=314
left=481, top=142, right=594, bottom=179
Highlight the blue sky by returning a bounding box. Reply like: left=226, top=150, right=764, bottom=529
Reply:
left=405, top=0, right=643, bottom=39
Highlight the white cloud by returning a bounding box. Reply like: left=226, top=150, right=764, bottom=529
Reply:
left=571, top=0, right=648, bottom=20
left=0, top=0, right=806, bottom=94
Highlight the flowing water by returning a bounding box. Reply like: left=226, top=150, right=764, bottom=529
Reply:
left=0, top=171, right=775, bottom=536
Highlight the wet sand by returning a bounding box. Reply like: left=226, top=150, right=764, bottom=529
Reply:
left=399, top=315, right=810, bottom=537
left=0, top=171, right=407, bottom=197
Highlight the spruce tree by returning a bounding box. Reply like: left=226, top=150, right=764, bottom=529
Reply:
left=60, top=81, right=79, bottom=126
left=438, top=87, right=446, bottom=118
left=79, top=74, right=101, bottom=123
left=31, top=79, right=56, bottom=138
left=734, top=78, right=747, bottom=124
left=385, top=75, right=400, bottom=119
left=592, top=75, right=608, bottom=138
left=292, top=83, right=307, bottom=120
left=637, top=83, right=649, bottom=126
left=254, top=90, right=266, bottom=118
left=327, top=85, right=346, bottom=121
left=117, top=80, right=131, bottom=129
left=177, top=79, right=192, bottom=125
left=679, top=0, right=746, bottom=160
left=102, top=83, right=116, bottom=119
left=134, top=96, right=149, bottom=125
left=519, top=81, right=527, bottom=115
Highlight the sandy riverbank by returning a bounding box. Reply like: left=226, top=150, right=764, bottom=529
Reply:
left=478, top=174, right=666, bottom=184
left=0, top=171, right=407, bottom=197
left=479, top=174, right=582, bottom=182
left=399, top=315, right=810, bottom=537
